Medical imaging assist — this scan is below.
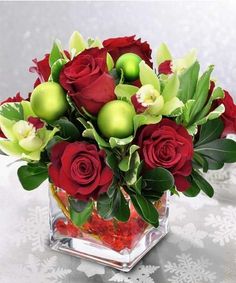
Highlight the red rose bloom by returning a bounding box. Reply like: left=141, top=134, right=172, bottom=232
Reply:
left=137, top=119, right=194, bottom=191
left=103, top=35, right=152, bottom=67
left=49, top=141, right=113, bottom=200
left=59, top=48, right=116, bottom=115
left=0, top=92, right=24, bottom=138
left=216, top=90, right=236, bottom=137
left=29, top=54, right=51, bottom=88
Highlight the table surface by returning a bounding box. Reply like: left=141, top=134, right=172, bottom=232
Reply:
left=0, top=155, right=235, bottom=283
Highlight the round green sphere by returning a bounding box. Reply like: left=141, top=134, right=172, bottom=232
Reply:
left=116, top=53, right=142, bottom=82
left=97, top=100, right=135, bottom=139
left=30, top=82, right=68, bottom=122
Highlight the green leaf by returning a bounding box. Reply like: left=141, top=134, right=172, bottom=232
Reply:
left=51, top=117, right=80, bottom=141
left=49, top=41, right=63, bottom=67
left=105, top=151, right=119, bottom=174
left=81, top=107, right=97, bottom=121
left=69, top=197, right=90, bottom=213
left=109, top=135, right=134, bottom=148
left=134, top=176, right=143, bottom=195
left=191, top=170, right=214, bottom=197
left=107, top=53, right=114, bottom=72
left=204, top=156, right=224, bottom=170
left=193, top=152, right=209, bottom=172
left=195, top=87, right=224, bottom=121
left=133, top=114, right=162, bottom=133
left=87, top=37, right=103, bottom=48
left=78, top=118, right=110, bottom=149
left=181, top=99, right=195, bottom=125
left=177, top=61, right=200, bottom=103
left=69, top=31, right=86, bottom=55
left=189, top=65, right=214, bottom=123
left=195, top=118, right=224, bottom=147
left=17, top=164, right=48, bottom=190
left=142, top=190, right=163, bottom=201
left=143, top=167, right=175, bottom=192
left=139, top=61, right=160, bottom=92
left=107, top=180, right=117, bottom=198
left=118, top=145, right=139, bottom=172
left=97, top=193, right=115, bottom=219
left=162, top=73, right=180, bottom=101
left=51, top=59, right=67, bottom=82
left=196, top=104, right=225, bottom=126
left=114, top=84, right=139, bottom=102
left=0, top=102, right=24, bottom=121
left=70, top=200, right=93, bottom=227
left=124, top=152, right=141, bottom=185
left=183, top=178, right=200, bottom=197
left=156, top=43, right=172, bottom=65
left=195, top=139, right=236, bottom=163
left=130, top=194, right=159, bottom=227
left=113, top=189, right=130, bottom=222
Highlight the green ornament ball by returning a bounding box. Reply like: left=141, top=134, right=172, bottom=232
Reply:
left=97, top=100, right=135, bottom=139
left=116, top=53, right=142, bottom=82
left=30, top=82, right=68, bottom=122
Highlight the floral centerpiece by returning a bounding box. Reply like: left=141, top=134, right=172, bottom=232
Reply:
left=1, top=31, right=236, bottom=271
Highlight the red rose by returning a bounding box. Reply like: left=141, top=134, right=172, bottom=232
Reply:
left=137, top=119, right=194, bottom=191
left=103, top=35, right=152, bottom=67
left=0, top=92, right=24, bottom=138
left=216, top=90, right=236, bottom=137
left=49, top=141, right=113, bottom=200
left=59, top=48, right=116, bottom=115
left=29, top=54, right=51, bottom=88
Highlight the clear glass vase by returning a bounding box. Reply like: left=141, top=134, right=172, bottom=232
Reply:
left=49, top=184, right=169, bottom=272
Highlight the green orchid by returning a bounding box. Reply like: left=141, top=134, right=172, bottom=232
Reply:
left=157, top=43, right=197, bottom=75
left=68, top=31, right=114, bottom=71
left=138, top=60, right=183, bottom=116
left=115, top=61, right=183, bottom=116
left=0, top=101, right=58, bottom=161
left=114, top=61, right=183, bottom=131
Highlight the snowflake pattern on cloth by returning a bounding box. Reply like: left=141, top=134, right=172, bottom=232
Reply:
left=14, top=206, right=49, bottom=252
left=77, top=260, right=105, bottom=277
left=109, top=264, right=159, bottom=283
left=164, top=253, right=216, bottom=283
left=2, top=254, right=71, bottom=283
left=175, top=194, right=219, bottom=210
left=220, top=256, right=236, bottom=283
left=205, top=205, right=236, bottom=246
left=169, top=202, right=187, bottom=222
left=168, top=223, right=208, bottom=251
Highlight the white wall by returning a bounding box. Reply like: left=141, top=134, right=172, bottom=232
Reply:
left=0, top=1, right=236, bottom=99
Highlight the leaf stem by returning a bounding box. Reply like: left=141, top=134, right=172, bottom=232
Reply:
left=50, top=184, right=70, bottom=219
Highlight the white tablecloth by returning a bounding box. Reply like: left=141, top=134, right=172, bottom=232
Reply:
left=0, top=155, right=235, bottom=283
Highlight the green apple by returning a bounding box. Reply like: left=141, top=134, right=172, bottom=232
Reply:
left=116, top=53, right=142, bottom=82
left=97, top=100, right=135, bottom=138
left=30, top=82, right=68, bottom=121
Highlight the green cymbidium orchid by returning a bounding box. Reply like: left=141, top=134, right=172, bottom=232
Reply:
left=136, top=61, right=183, bottom=116
left=0, top=101, right=58, bottom=161
left=114, top=60, right=184, bottom=132
left=157, top=42, right=197, bottom=75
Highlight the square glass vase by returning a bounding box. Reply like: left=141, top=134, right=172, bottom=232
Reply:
left=49, top=184, right=169, bottom=272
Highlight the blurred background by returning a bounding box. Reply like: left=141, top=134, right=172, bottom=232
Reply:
left=0, top=0, right=236, bottom=100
